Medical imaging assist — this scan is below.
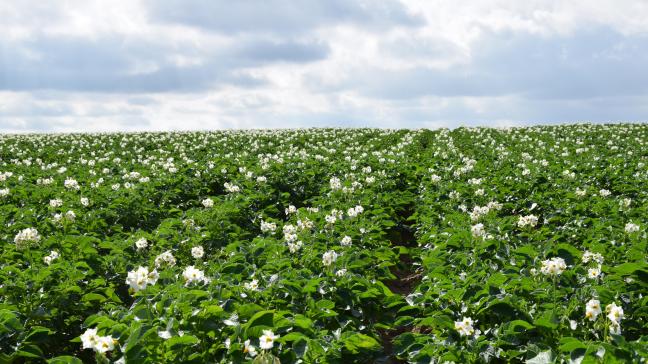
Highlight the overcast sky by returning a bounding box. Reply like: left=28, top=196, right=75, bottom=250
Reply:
left=1, top=1, right=648, bottom=132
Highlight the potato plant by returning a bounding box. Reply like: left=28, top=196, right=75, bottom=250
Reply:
left=0, top=125, right=646, bottom=363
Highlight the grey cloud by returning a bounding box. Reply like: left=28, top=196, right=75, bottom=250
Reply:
left=0, top=35, right=328, bottom=92
left=234, top=39, right=329, bottom=62
left=147, top=0, right=424, bottom=34
left=334, top=27, right=648, bottom=101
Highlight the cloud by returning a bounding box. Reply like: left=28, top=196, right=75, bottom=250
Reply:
left=321, top=27, right=648, bottom=100
left=147, top=0, right=424, bottom=34
left=234, top=39, right=330, bottom=63
left=1, top=0, right=648, bottom=132
left=0, top=35, right=329, bottom=92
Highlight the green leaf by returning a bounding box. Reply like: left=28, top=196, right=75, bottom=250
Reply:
left=81, top=293, right=106, bottom=303
left=534, top=311, right=559, bottom=330
left=559, top=337, right=587, bottom=352
left=342, top=333, right=381, bottom=354
left=0, top=310, right=23, bottom=334
left=612, top=262, right=647, bottom=275
left=48, top=356, right=83, bottom=364
left=279, top=332, right=308, bottom=343
left=124, top=323, right=156, bottom=362
left=24, top=326, right=54, bottom=343
left=315, top=300, right=335, bottom=310
left=506, top=320, right=535, bottom=333
left=166, top=335, right=200, bottom=349
left=244, top=310, right=274, bottom=338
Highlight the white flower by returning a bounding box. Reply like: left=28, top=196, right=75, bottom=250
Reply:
left=587, top=267, right=601, bottom=280
left=285, top=205, right=297, bottom=215
left=80, top=328, right=115, bottom=354
left=347, top=205, right=364, bottom=217
left=471, top=223, right=485, bottom=238
left=322, top=250, right=338, bottom=266
left=470, top=205, right=490, bottom=221
left=64, top=178, right=80, bottom=190
left=330, top=177, right=341, bottom=190
left=297, top=218, right=313, bottom=230
left=599, top=189, right=611, bottom=197
left=49, top=198, right=63, bottom=207
left=283, top=232, right=297, bottom=243
left=65, top=210, right=76, bottom=221
left=244, top=339, right=258, bottom=357
left=325, top=214, right=337, bottom=225
left=260, top=220, right=277, bottom=233
left=94, top=335, right=115, bottom=353
left=287, top=241, right=303, bottom=253
left=540, top=257, right=567, bottom=276
left=224, top=182, right=240, bottom=193
left=606, top=303, right=624, bottom=335
left=585, top=299, right=602, bottom=321
left=43, top=250, right=59, bottom=265
left=606, top=303, right=624, bottom=325
left=14, top=228, right=41, bottom=250
left=191, top=246, right=204, bottom=259
left=625, top=223, right=640, bottom=233
left=259, top=330, right=279, bottom=350
left=244, top=279, right=260, bottom=291
left=517, top=215, right=538, bottom=228
left=335, top=269, right=347, bottom=277
left=183, top=266, right=208, bottom=286
left=126, top=266, right=159, bottom=293
left=454, top=317, right=476, bottom=337
left=582, top=251, right=604, bottom=265
left=0, top=188, right=9, bottom=197
left=322, top=250, right=338, bottom=267
left=202, top=198, right=214, bottom=208
left=569, top=320, right=578, bottom=330
left=135, top=237, right=148, bottom=250
left=283, top=224, right=296, bottom=235
left=81, top=328, right=100, bottom=350
left=80, top=197, right=89, bottom=206
left=620, top=198, right=632, bottom=208
left=155, top=250, right=176, bottom=267
left=340, top=235, right=352, bottom=247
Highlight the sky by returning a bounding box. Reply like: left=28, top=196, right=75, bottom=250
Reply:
left=1, top=0, right=648, bottom=132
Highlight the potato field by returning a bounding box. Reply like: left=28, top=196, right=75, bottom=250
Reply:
left=0, top=125, right=647, bottom=363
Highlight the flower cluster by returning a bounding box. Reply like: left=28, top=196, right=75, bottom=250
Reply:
left=126, top=266, right=159, bottom=293
left=606, top=303, right=624, bottom=334
left=80, top=328, right=116, bottom=354
left=43, top=250, right=59, bottom=265
left=14, top=228, right=41, bottom=250
left=517, top=214, right=539, bottom=228
left=155, top=250, right=176, bottom=267
left=540, top=257, right=567, bottom=276
left=182, top=266, right=209, bottom=286
left=322, top=250, right=338, bottom=266
left=454, top=317, right=476, bottom=337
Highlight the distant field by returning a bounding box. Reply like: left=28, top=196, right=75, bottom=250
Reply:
left=0, top=125, right=646, bottom=363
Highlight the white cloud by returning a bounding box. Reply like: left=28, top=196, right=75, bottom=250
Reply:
left=1, top=0, right=648, bottom=132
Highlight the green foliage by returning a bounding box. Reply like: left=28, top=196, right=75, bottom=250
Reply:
left=0, top=126, right=647, bottom=363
